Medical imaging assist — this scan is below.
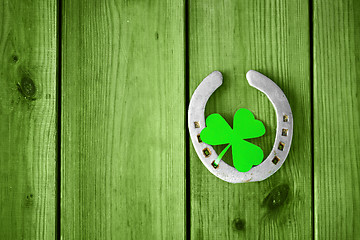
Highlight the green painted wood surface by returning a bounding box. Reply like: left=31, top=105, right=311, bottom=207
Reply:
left=0, top=1, right=57, bottom=239
left=0, top=0, right=360, bottom=239
left=314, top=0, right=360, bottom=238
left=189, top=0, right=312, bottom=239
left=61, top=0, right=185, bottom=239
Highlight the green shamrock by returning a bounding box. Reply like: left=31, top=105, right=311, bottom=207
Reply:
left=200, top=108, right=265, bottom=172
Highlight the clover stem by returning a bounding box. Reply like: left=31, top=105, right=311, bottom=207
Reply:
left=214, top=144, right=231, bottom=166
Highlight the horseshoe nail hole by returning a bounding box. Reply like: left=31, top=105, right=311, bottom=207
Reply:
left=202, top=148, right=211, bottom=157
left=282, top=129, right=288, bottom=136
left=283, top=115, right=289, bottom=122
left=272, top=156, right=280, bottom=165
left=278, top=142, right=285, bottom=151
left=211, top=160, right=219, bottom=169
left=194, top=121, right=200, bottom=128
left=197, top=134, right=202, bottom=143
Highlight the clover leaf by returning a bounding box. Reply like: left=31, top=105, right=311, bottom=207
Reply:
left=200, top=108, right=265, bottom=172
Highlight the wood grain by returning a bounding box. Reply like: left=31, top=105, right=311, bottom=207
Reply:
left=189, top=0, right=312, bottom=239
left=313, top=0, right=360, bottom=238
left=0, top=0, right=57, bottom=239
left=61, top=0, right=185, bottom=239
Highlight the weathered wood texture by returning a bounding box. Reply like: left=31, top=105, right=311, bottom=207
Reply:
left=61, top=0, right=185, bottom=239
left=314, top=0, right=360, bottom=239
left=189, top=0, right=312, bottom=239
left=0, top=0, right=57, bottom=239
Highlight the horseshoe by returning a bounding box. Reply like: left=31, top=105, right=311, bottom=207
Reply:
left=188, top=70, right=293, bottom=183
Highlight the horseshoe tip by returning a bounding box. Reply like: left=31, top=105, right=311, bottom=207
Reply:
left=246, top=69, right=260, bottom=81
left=210, top=70, right=223, bottom=80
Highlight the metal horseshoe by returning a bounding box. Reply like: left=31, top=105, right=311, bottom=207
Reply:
left=188, top=70, right=293, bottom=183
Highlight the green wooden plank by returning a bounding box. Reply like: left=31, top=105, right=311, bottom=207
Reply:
left=314, top=0, right=360, bottom=238
left=0, top=1, right=57, bottom=239
left=61, top=0, right=185, bottom=239
left=189, top=0, right=312, bottom=239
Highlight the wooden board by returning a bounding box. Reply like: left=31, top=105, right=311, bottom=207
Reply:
left=313, top=0, right=360, bottom=238
left=188, top=0, right=312, bottom=239
left=0, top=0, right=57, bottom=239
left=61, top=0, right=185, bottom=239
left=1, top=0, right=359, bottom=238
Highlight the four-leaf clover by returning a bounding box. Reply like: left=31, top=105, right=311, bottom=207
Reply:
left=200, top=108, right=265, bottom=172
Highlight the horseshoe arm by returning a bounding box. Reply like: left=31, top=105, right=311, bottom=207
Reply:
left=246, top=70, right=293, bottom=180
